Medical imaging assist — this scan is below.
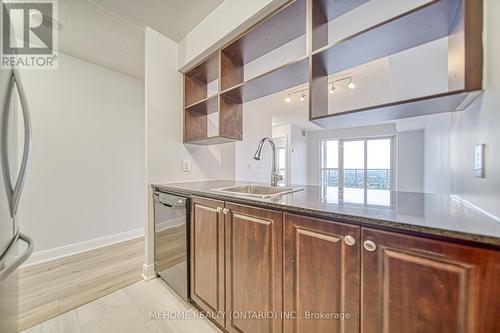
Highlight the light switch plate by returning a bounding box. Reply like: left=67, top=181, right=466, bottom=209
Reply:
left=474, top=144, right=484, bottom=178
left=182, top=159, right=191, bottom=172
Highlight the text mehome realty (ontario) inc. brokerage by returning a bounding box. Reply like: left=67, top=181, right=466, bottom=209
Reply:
left=150, top=310, right=352, bottom=321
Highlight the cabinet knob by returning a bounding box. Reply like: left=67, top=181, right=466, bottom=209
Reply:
left=363, top=240, right=377, bottom=252
left=216, top=207, right=222, bottom=213
left=222, top=208, right=229, bottom=215
left=344, top=235, right=356, bottom=246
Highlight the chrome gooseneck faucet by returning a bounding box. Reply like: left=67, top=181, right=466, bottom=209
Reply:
left=254, top=137, right=283, bottom=187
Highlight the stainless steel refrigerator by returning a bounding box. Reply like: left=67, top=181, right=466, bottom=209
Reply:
left=0, top=3, right=34, bottom=332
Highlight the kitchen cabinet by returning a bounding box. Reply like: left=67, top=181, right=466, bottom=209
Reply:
left=190, top=198, right=283, bottom=332
left=284, top=213, right=360, bottom=333
left=190, top=196, right=225, bottom=327
left=361, top=228, right=500, bottom=333
left=184, top=0, right=308, bottom=145
left=183, top=55, right=243, bottom=145
left=225, top=203, right=283, bottom=333
left=190, top=197, right=500, bottom=332
left=310, top=0, right=483, bottom=128
left=184, top=0, right=484, bottom=139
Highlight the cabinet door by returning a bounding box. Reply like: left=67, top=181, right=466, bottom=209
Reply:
left=224, top=203, right=283, bottom=333
left=190, top=196, right=225, bottom=327
left=362, top=228, right=500, bottom=333
left=284, top=213, right=360, bottom=333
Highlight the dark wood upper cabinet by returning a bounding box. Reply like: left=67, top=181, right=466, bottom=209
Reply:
left=184, top=0, right=484, bottom=141
left=284, top=213, right=360, bottom=333
left=183, top=53, right=243, bottom=145
left=361, top=228, right=500, bottom=333
left=310, top=0, right=483, bottom=128
left=184, top=0, right=308, bottom=145
left=224, top=203, right=283, bottom=333
left=220, top=0, right=306, bottom=92
left=190, top=196, right=225, bottom=327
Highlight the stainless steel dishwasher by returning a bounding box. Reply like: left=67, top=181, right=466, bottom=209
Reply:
left=153, top=191, right=190, bottom=302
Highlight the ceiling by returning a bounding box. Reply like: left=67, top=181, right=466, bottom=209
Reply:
left=23, top=0, right=223, bottom=79
left=52, top=0, right=145, bottom=78
left=88, top=0, right=224, bottom=42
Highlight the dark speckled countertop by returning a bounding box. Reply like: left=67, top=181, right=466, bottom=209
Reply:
left=153, top=180, right=500, bottom=247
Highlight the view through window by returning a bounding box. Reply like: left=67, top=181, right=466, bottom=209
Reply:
left=320, top=137, right=393, bottom=206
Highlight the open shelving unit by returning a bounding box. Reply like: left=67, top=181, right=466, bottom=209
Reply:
left=184, top=0, right=307, bottom=144
left=309, top=0, right=483, bottom=127
left=183, top=53, right=243, bottom=145
left=221, top=57, right=309, bottom=103
left=183, top=0, right=483, bottom=142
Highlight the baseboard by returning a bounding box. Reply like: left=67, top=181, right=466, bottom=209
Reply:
left=141, top=262, right=157, bottom=281
left=22, top=228, right=145, bottom=267
left=450, top=194, right=500, bottom=223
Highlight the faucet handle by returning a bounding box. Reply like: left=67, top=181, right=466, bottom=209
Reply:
left=274, top=173, right=284, bottom=182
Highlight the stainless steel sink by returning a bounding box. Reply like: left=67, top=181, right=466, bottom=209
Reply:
left=212, top=184, right=303, bottom=198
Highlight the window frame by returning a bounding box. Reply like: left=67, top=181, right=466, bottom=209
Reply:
left=319, top=136, right=395, bottom=203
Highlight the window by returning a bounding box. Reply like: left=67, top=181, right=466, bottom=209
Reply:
left=320, top=137, right=393, bottom=206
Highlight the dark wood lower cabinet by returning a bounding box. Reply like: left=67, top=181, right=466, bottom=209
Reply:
left=190, top=198, right=500, bottom=333
left=190, top=197, right=225, bottom=327
left=284, top=213, right=360, bottom=333
left=224, top=203, right=283, bottom=333
left=361, top=228, right=500, bottom=333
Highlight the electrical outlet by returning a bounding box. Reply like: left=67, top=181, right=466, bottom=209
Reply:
left=182, top=159, right=191, bottom=172
left=474, top=144, right=484, bottom=178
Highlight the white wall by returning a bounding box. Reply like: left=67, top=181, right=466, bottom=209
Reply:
left=307, top=124, right=396, bottom=185
left=145, top=28, right=235, bottom=184
left=144, top=27, right=235, bottom=277
left=272, top=124, right=308, bottom=185
left=18, top=52, right=146, bottom=259
left=397, top=131, right=424, bottom=192
left=423, top=113, right=452, bottom=194
left=235, top=108, right=273, bottom=183
left=289, top=126, right=308, bottom=185
left=447, top=0, right=500, bottom=218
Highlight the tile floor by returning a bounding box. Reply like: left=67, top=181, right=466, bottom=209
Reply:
left=21, top=279, right=222, bottom=333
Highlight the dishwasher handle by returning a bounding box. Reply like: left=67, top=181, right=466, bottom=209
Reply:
left=154, top=192, right=188, bottom=208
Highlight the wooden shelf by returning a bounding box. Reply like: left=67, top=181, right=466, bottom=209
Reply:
left=311, top=90, right=482, bottom=128
left=220, top=0, right=306, bottom=91
left=185, top=95, right=219, bottom=114
left=184, top=53, right=219, bottom=107
left=184, top=136, right=241, bottom=146
left=312, top=0, right=461, bottom=76
left=221, top=57, right=308, bottom=103
left=183, top=95, right=242, bottom=144
left=186, top=53, right=219, bottom=83
left=320, top=0, right=369, bottom=21
left=222, top=0, right=305, bottom=65
left=309, top=0, right=483, bottom=127
left=311, top=0, right=369, bottom=51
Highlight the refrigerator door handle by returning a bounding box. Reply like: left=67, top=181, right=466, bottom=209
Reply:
left=0, top=232, right=33, bottom=281
left=1, top=68, right=32, bottom=218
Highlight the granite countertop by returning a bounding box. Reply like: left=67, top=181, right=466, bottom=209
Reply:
left=153, top=180, right=500, bottom=247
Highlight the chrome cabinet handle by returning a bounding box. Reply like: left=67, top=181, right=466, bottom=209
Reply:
left=344, top=235, right=356, bottom=246
left=216, top=207, right=222, bottom=213
left=1, top=68, right=32, bottom=218
left=363, top=240, right=377, bottom=252
left=222, top=208, right=229, bottom=215
left=0, top=232, right=33, bottom=281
